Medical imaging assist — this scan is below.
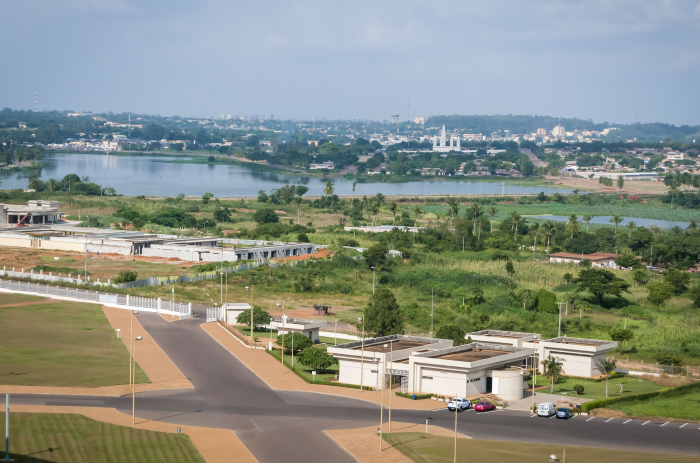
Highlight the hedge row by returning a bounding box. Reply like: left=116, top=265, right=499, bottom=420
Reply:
left=395, top=392, right=434, bottom=400
left=263, top=348, right=364, bottom=389
left=581, top=381, right=700, bottom=412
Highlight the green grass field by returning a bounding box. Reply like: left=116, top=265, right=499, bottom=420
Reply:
left=608, top=390, right=700, bottom=421
left=384, top=433, right=700, bottom=463
left=0, top=301, right=149, bottom=387
left=527, top=374, right=665, bottom=401
left=0, top=294, right=47, bottom=305
left=267, top=347, right=339, bottom=383
left=0, top=412, right=205, bottom=463
left=235, top=326, right=351, bottom=347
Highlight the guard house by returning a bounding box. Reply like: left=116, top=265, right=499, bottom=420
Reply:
left=271, top=317, right=327, bottom=343
left=224, top=303, right=252, bottom=325
left=408, top=343, right=531, bottom=400
left=539, top=337, right=617, bottom=377
left=328, top=335, right=453, bottom=390
left=0, top=201, right=62, bottom=225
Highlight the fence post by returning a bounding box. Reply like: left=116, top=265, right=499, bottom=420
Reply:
left=126, top=294, right=130, bottom=308
left=188, top=302, right=192, bottom=317
left=157, top=298, right=162, bottom=313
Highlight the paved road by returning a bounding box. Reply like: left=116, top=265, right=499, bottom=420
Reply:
left=12, top=313, right=700, bottom=461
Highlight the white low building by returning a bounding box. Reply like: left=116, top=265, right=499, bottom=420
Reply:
left=328, top=335, right=453, bottom=390
left=408, top=343, right=531, bottom=401
left=225, top=302, right=252, bottom=325
left=271, top=317, right=327, bottom=343
left=539, top=337, right=617, bottom=377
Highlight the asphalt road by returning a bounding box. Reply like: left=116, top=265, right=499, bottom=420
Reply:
left=11, top=313, right=700, bottom=462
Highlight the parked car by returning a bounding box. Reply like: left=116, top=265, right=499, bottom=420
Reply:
left=448, top=397, right=470, bottom=412
left=556, top=408, right=574, bottom=419
left=474, top=401, right=495, bottom=412
left=537, top=402, right=556, bottom=417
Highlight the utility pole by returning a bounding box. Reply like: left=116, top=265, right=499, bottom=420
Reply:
left=558, top=302, right=563, bottom=337
left=220, top=251, right=223, bottom=306
left=84, top=235, right=87, bottom=280
left=5, top=394, right=11, bottom=462
left=430, top=288, right=434, bottom=340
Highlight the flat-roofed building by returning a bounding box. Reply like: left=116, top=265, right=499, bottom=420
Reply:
left=539, top=337, right=617, bottom=377
left=271, top=316, right=327, bottom=343
left=0, top=200, right=62, bottom=225
left=548, top=252, right=618, bottom=268
left=408, top=343, right=531, bottom=400
left=328, top=335, right=453, bottom=390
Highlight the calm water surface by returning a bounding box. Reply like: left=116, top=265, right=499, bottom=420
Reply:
left=1, top=152, right=573, bottom=198
left=526, top=215, right=690, bottom=229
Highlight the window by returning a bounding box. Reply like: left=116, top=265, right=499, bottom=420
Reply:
left=422, top=376, right=433, bottom=380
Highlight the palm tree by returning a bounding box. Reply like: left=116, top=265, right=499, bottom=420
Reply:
left=627, top=220, right=637, bottom=238
left=352, top=181, right=356, bottom=206
left=446, top=196, right=459, bottom=224
left=470, top=202, right=482, bottom=235
left=294, top=196, right=303, bottom=224
left=389, top=202, right=398, bottom=226
left=565, top=214, right=580, bottom=239
left=361, top=195, right=368, bottom=219
left=583, top=214, right=593, bottom=233
left=372, top=193, right=385, bottom=226
left=413, top=205, right=422, bottom=219
left=510, top=211, right=522, bottom=237
left=323, top=180, right=334, bottom=206
left=617, top=176, right=625, bottom=190
left=669, top=186, right=680, bottom=206
left=46, top=178, right=58, bottom=192
left=487, top=205, right=497, bottom=232
left=541, top=355, right=564, bottom=394
left=610, top=214, right=623, bottom=235
left=596, top=358, right=617, bottom=398
left=28, top=176, right=41, bottom=190
left=544, top=221, right=555, bottom=252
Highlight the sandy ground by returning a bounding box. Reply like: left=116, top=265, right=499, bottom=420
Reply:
left=325, top=422, right=470, bottom=463
left=0, top=304, right=193, bottom=396
left=10, top=405, right=257, bottom=463
left=201, top=322, right=442, bottom=411
left=271, top=247, right=332, bottom=263
left=544, top=175, right=669, bottom=195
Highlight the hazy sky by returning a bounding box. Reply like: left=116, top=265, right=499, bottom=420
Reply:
left=2, top=1, right=699, bottom=125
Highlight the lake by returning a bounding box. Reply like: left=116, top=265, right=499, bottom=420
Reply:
left=526, top=215, right=690, bottom=229
left=0, top=152, right=572, bottom=198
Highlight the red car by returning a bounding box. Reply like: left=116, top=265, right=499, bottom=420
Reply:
left=474, top=401, right=495, bottom=412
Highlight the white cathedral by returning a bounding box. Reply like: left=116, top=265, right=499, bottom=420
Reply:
left=432, top=125, right=462, bottom=152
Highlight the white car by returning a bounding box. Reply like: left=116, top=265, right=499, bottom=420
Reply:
left=537, top=402, right=556, bottom=417
left=448, top=397, right=471, bottom=412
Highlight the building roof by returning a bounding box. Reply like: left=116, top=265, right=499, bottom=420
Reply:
left=543, top=336, right=615, bottom=347
left=467, top=330, right=541, bottom=340
left=414, top=342, right=528, bottom=363
left=549, top=252, right=617, bottom=261
left=334, top=335, right=445, bottom=352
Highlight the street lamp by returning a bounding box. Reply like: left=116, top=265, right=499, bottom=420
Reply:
left=334, top=318, right=338, bottom=346
left=277, top=302, right=285, bottom=373
left=371, top=266, right=376, bottom=294
left=245, top=286, right=254, bottom=349
left=269, top=316, right=274, bottom=349
left=358, top=316, right=365, bottom=391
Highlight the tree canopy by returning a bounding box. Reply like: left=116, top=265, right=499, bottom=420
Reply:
left=573, top=268, right=630, bottom=306
left=364, top=288, right=403, bottom=337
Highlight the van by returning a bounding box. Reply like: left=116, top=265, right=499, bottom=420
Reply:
left=537, top=402, right=556, bottom=417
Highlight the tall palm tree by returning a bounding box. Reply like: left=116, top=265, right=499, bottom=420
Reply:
left=294, top=196, right=303, bottom=224
left=46, top=178, right=58, bottom=192
left=389, top=202, right=398, bottom=225
left=372, top=193, right=386, bottom=226
left=28, top=176, right=41, bottom=190
left=544, top=221, right=555, bottom=252
left=565, top=214, right=580, bottom=239
left=669, top=186, right=680, bottom=206
left=596, top=358, right=617, bottom=398
left=487, top=205, right=497, bottom=232
left=541, top=355, right=564, bottom=394
left=351, top=182, right=357, bottom=208
left=583, top=214, right=593, bottom=233
left=361, top=195, right=368, bottom=219
left=323, top=180, right=334, bottom=206
left=413, top=205, right=422, bottom=219
left=627, top=220, right=637, bottom=238
left=510, top=211, right=522, bottom=237
left=446, top=196, right=459, bottom=224
left=470, top=202, right=482, bottom=235
left=610, top=214, right=623, bottom=235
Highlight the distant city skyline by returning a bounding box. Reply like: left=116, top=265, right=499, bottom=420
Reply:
left=1, top=1, right=699, bottom=125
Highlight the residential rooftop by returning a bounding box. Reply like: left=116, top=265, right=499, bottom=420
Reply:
left=467, top=330, right=541, bottom=340
left=335, top=334, right=445, bottom=352
left=415, top=342, right=527, bottom=362
left=543, top=336, right=615, bottom=346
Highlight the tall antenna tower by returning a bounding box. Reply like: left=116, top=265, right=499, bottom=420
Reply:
left=34, top=91, right=38, bottom=112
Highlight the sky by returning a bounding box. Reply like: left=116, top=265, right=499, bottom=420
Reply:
left=1, top=0, right=699, bottom=125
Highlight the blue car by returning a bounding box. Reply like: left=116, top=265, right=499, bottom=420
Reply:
left=556, top=408, right=574, bottom=419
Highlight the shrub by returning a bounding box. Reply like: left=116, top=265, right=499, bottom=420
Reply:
left=573, top=384, right=584, bottom=395
left=535, top=288, right=557, bottom=314
left=253, top=208, right=279, bottom=224
left=655, top=353, right=682, bottom=366
left=395, top=392, right=433, bottom=400
left=114, top=270, right=138, bottom=284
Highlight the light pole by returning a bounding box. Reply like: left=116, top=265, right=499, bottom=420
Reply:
left=430, top=288, right=434, bottom=340
left=269, top=316, right=274, bottom=348
left=245, top=286, right=254, bottom=349
left=281, top=303, right=285, bottom=373
left=132, top=310, right=138, bottom=425
left=388, top=340, right=393, bottom=430
left=5, top=394, right=11, bottom=462
left=334, top=318, right=337, bottom=346
left=220, top=251, right=223, bottom=306
left=557, top=302, right=562, bottom=337
left=453, top=391, right=458, bottom=463
left=380, top=346, right=386, bottom=451
left=84, top=234, right=88, bottom=281
left=371, top=266, right=376, bottom=294
left=358, top=316, right=365, bottom=391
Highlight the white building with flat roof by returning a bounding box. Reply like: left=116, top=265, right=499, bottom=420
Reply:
left=271, top=317, right=327, bottom=343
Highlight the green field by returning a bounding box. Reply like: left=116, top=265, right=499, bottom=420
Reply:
left=0, top=412, right=205, bottom=463
left=0, top=294, right=47, bottom=305
left=608, top=390, right=700, bottom=421
left=0, top=301, right=149, bottom=387
left=267, top=346, right=339, bottom=383
left=383, top=433, right=700, bottom=463
left=235, top=326, right=350, bottom=346
left=527, top=374, right=665, bottom=401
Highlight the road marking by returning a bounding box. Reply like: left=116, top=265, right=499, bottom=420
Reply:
left=586, top=417, right=595, bottom=422
left=623, top=419, right=632, bottom=424
left=661, top=422, right=669, bottom=427
left=642, top=421, right=650, bottom=426
left=530, top=414, right=537, bottom=418
left=605, top=418, right=614, bottom=423
left=680, top=423, right=688, bottom=429
left=549, top=415, right=557, bottom=419
left=434, top=408, right=447, bottom=411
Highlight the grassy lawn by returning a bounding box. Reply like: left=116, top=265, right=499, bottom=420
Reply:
left=0, top=301, right=149, bottom=387
left=608, top=390, right=700, bottom=421
left=384, top=433, right=700, bottom=463
left=234, top=327, right=350, bottom=347
left=0, top=412, right=205, bottom=463
left=267, top=347, right=339, bottom=383
left=526, top=374, right=665, bottom=401
left=0, top=294, right=46, bottom=305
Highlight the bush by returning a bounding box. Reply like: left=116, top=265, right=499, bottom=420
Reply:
left=253, top=208, right=279, bottom=224
left=655, top=353, right=682, bottom=366
left=395, top=392, right=433, bottom=400
left=114, top=270, right=138, bottom=284
left=573, top=384, right=585, bottom=395
left=535, top=288, right=557, bottom=314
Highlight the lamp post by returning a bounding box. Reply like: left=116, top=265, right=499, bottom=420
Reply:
left=334, top=318, right=337, bottom=346
left=220, top=251, right=223, bottom=306
left=269, top=316, right=274, bottom=348
left=84, top=234, right=88, bottom=281
left=388, top=340, right=393, bottom=430
left=132, top=310, right=139, bottom=425
left=245, top=286, right=254, bottom=349
left=5, top=394, right=11, bottom=462
left=430, top=287, right=434, bottom=341
left=371, top=266, right=376, bottom=294
left=358, top=316, right=365, bottom=391
left=380, top=346, right=386, bottom=451
left=453, top=391, right=458, bottom=463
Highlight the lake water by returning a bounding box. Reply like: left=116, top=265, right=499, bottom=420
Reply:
left=526, top=215, right=690, bottom=229
left=0, top=152, right=572, bottom=198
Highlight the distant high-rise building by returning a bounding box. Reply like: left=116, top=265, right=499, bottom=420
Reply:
left=552, top=125, right=566, bottom=140
left=536, top=128, right=550, bottom=136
